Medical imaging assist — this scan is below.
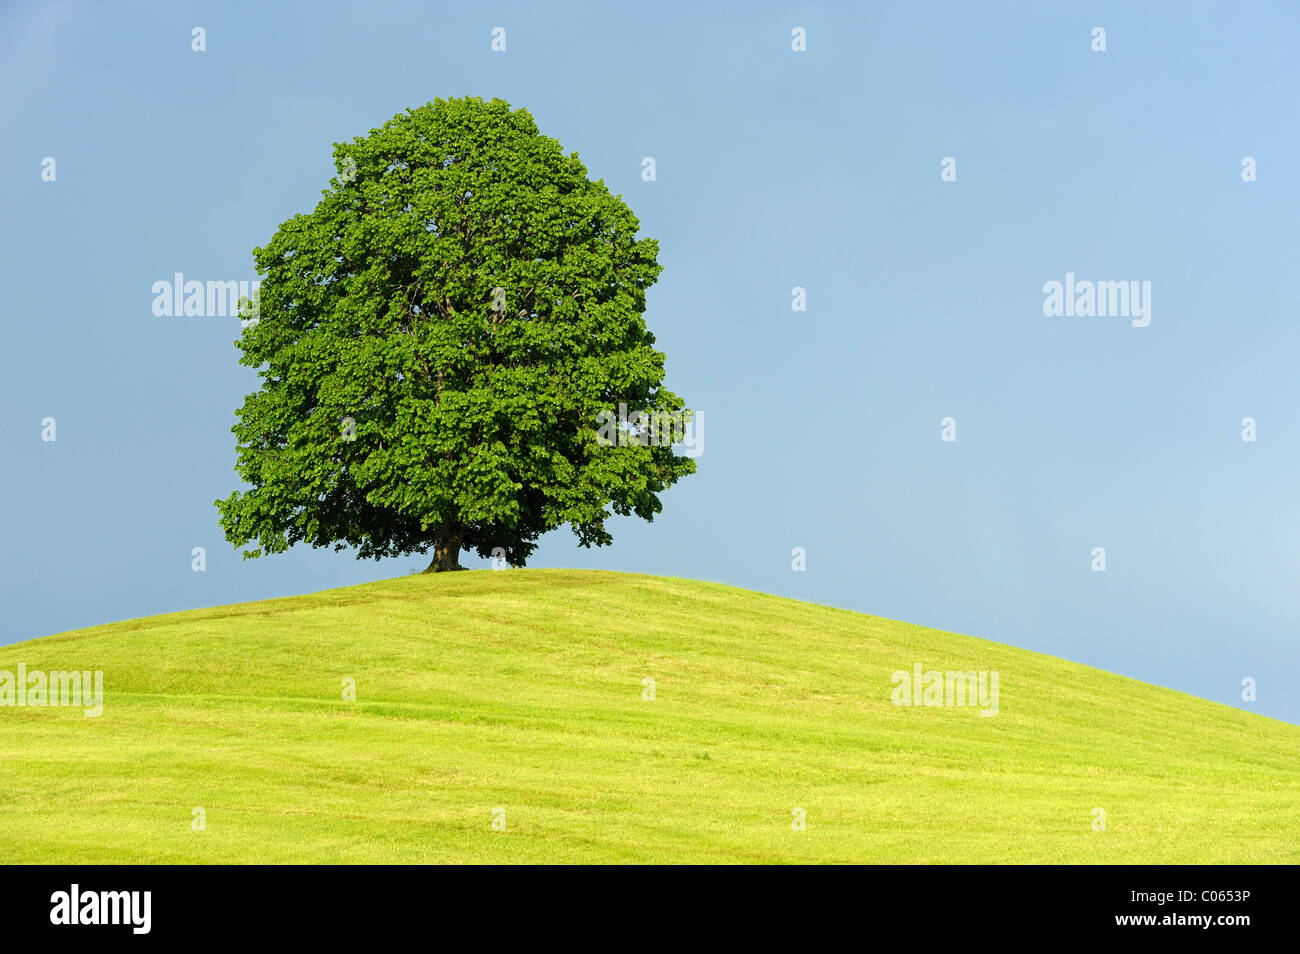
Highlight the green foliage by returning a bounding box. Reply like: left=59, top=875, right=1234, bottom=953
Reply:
left=216, top=98, right=694, bottom=566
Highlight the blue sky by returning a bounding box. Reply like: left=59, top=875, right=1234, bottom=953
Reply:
left=3, top=0, right=1298, bottom=723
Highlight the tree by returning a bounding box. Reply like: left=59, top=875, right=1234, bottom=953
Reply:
left=216, top=98, right=695, bottom=572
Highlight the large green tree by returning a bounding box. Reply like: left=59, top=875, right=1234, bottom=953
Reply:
left=216, top=98, right=694, bottom=571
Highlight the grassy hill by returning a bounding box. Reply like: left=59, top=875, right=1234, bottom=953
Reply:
left=0, top=569, right=1295, bottom=863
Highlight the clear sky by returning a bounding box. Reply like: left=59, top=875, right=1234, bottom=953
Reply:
left=3, top=0, right=1298, bottom=724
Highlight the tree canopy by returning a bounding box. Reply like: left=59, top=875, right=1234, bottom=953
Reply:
left=216, top=97, right=694, bottom=571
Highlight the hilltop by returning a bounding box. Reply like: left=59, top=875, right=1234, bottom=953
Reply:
left=0, top=570, right=1295, bottom=863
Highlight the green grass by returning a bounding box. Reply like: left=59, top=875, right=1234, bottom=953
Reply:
left=0, top=569, right=1295, bottom=863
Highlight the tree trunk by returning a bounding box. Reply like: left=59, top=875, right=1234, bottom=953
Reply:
left=425, top=524, right=464, bottom=572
